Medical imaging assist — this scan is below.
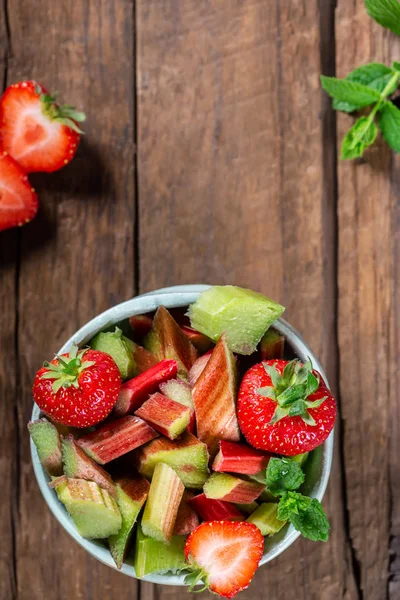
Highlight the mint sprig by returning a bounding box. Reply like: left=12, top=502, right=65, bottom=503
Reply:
left=365, top=0, right=400, bottom=37
left=321, top=63, right=400, bottom=159
left=266, top=457, right=305, bottom=496
left=277, top=491, right=330, bottom=542
left=265, top=457, right=330, bottom=542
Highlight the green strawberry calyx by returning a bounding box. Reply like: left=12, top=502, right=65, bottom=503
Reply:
left=34, top=83, right=86, bottom=134
left=184, top=565, right=209, bottom=593
left=40, top=344, right=95, bottom=393
left=257, top=359, right=326, bottom=427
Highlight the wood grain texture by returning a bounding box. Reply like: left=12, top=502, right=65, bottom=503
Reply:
left=336, top=2, right=400, bottom=598
left=137, top=1, right=354, bottom=599
left=2, top=0, right=137, bottom=598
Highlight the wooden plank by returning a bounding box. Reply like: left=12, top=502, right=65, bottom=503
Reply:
left=336, top=3, right=400, bottom=598
left=4, top=0, right=137, bottom=598
left=137, top=1, right=354, bottom=598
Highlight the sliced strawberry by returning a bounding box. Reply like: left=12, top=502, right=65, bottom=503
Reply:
left=0, top=151, right=38, bottom=232
left=0, top=81, right=85, bottom=173
left=184, top=521, right=264, bottom=598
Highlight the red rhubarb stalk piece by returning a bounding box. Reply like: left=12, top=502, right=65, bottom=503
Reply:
left=188, top=351, right=212, bottom=387
left=133, top=345, right=159, bottom=374
left=174, top=491, right=200, bottom=535
left=114, top=359, right=178, bottom=416
left=203, top=473, right=265, bottom=504
left=212, top=441, right=271, bottom=475
left=159, top=378, right=196, bottom=434
left=76, top=416, right=158, bottom=464
left=188, top=494, right=244, bottom=522
left=180, top=326, right=214, bottom=354
left=129, top=314, right=154, bottom=338
left=192, top=336, right=240, bottom=457
left=259, top=328, right=285, bottom=361
left=135, top=392, right=191, bottom=440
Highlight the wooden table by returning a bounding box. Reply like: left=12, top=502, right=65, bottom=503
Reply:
left=1, top=2, right=399, bottom=599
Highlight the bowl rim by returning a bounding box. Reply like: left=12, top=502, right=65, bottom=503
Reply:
left=30, top=284, right=334, bottom=585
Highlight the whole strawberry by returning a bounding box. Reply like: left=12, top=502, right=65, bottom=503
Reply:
left=0, top=81, right=85, bottom=173
left=237, top=359, right=336, bottom=456
left=32, top=344, right=121, bottom=427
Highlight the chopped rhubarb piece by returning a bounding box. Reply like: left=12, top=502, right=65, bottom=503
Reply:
left=108, top=475, right=150, bottom=569
left=159, top=378, right=195, bottom=433
left=55, top=478, right=122, bottom=539
left=188, top=493, right=244, bottom=522
left=144, top=306, right=198, bottom=378
left=77, top=416, right=158, bottom=464
left=203, top=473, right=265, bottom=504
left=62, top=435, right=116, bottom=496
left=192, top=336, right=240, bottom=457
left=90, top=327, right=136, bottom=380
left=129, top=313, right=154, bottom=338
left=180, top=325, right=214, bottom=353
left=134, top=524, right=186, bottom=577
left=141, top=462, right=184, bottom=544
left=133, top=344, right=159, bottom=374
left=290, top=452, right=309, bottom=468
left=188, top=285, right=285, bottom=355
left=236, top=502, right=259, bottom=515
left=136, top=431, right=209, bottom=488
left=135, top=392, right=191, bottom=439
left=114, top=359, right=178, bottom=416
left=246, top=502, right=286, bottom=536
left=212, top=441, right=271, bottom=475
left=259, top=328, right=285, bottom=361
left=188, top=351, right=212, bottom=387
left=28, top=418, right=63, bottom=476
left=173, top=491, right=200, bottom=535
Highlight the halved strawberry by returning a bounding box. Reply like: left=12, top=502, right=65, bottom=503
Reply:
left=0, top=81, right=85, bottom=173
left=0, top=151, right=38, bottom=231
left=184, top=521, right=264, bottom=598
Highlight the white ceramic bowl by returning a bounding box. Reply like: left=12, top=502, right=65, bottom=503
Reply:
left=31, top=284, right=334, bottom=584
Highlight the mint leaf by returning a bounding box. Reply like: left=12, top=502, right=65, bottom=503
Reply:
left=321, top=76, right=381, bottom=109
left=333, top=63, right=395, bottom=112
left=365, top=0, right=400, bottom=37
left=340, top=116, right=378, bottom=159
left=277, top=491, right=330, bottom=542
left=378, top=101, right=400, bottom=152
left=266, top=457, right=305, bottom=496
left=393, top=61, right=400, bottom=71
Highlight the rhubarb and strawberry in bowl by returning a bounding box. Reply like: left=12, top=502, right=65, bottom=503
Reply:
left=29, top=285, right=336, bottom=598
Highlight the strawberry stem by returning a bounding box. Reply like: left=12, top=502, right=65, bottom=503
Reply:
left=257, top=359, right=326, bottom=426
left=34, top=82, right=86, bottom=134
left=41, top=344, right=95, bottom=393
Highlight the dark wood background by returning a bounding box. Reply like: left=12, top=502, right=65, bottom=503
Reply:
left=0, top=1, right=399, bottom=599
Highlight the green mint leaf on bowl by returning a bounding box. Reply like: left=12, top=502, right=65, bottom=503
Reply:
left=378, top=101, right=400, bottom=152
left=365, top=0, right=400, bottom=37
left=340, top=116, right=378, bottom=160
left=331, top=63, right=396, bottom=112
left=266, top=457, right=305, bottom=497
left=320, top=75, right=381, bottom=109
left=277, top=491, right=330, bottom=542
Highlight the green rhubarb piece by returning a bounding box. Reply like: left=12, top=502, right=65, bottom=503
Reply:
left=62, top=435, right=116, bottom=497
left=247, top=503, right=286, bottom=536
left=55, top=478, right=122, bottom=539
left=160, top=379, right=193, bottom=409
left=260, top=328, right=285, bottom=360
left=108, top=476, right=150, bottom=569
left=236, top=502, right=259, bottom=515
left=134, top=524, right=186, bottom=577
left=28, top=418, right=63, bottom=476
left=144, top=307, right=198, bottom=379
left=247, top=472, right=277, bottom=502
left=188, top=285, right=285, bottom=355
left=203, top=472, right=264, bottom=502
left=90, top=327, right=136, bottom=380
left=290, top=452, right=309, bottom=468
left=137, top=432, right=209, bottom=489
left=141, top=463, right=184, bottom=544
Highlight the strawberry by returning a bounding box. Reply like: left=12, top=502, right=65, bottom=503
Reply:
left=237, top=359, right=336, bottom=456
left=32, top=344, right=121, bottom=427
left=0, top=151, right=38, bottom=231
left=184, top=521, right=264, bottom=598
left=0, top=81, right=85, bottom=173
